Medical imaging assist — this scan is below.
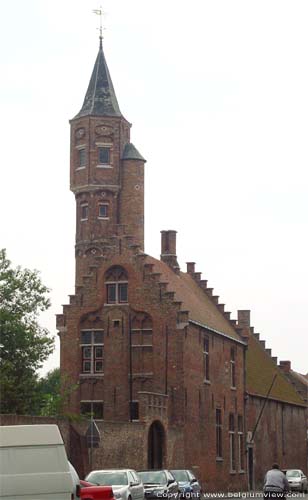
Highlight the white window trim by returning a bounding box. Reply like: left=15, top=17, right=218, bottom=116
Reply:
left=76, top=166, right=86, bottom=171
left=80, top=329, right=104, bottom=375
left=229, top=428, right=236, bottom=473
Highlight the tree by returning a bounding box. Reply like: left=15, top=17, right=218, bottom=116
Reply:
left=0, top=249, right=54, bottom=414
left=37, top=368, right=79, bottom=418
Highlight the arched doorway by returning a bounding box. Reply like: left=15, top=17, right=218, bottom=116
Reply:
left=148, top=421, right=165, bottom=469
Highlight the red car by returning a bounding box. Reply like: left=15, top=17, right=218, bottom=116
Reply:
left=80, top=480, right=116, bottom=500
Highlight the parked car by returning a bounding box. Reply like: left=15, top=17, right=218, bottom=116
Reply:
left=284, top=469, right=308, bottom=492
left=85, top=469, right=144, bottom=500
left=137, top=470, right=179, bottom=499
left=80, top=480, right=116, bottom=500
left=170, top=470, right=201, bottom=498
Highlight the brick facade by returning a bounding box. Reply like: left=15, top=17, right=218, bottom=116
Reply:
left=56, top=40, right=307, bottom=491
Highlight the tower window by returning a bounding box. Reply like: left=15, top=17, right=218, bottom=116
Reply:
left=81, top=330, right=104, bottom=374
left=98, top=147, right=110, bottom=165
left=79, top=148, right=86, bottom=168
left=105, top=266, right=128, bottom=304
left=81, top=203, right=88, bottom=221
left=98, top=203, right=109, bottom=219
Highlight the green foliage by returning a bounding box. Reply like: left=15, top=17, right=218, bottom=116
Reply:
left=37, top=368, right=76, bottom=417
left=0, top=249, right=54, bottom=414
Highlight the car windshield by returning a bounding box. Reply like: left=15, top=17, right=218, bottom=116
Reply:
left=138, top=471, right=166, bottom=485
left=86, top=471, right=128, bottom=486
left=171, top=471, right=189, bottom=482
left=286, top=471, right=301, bottom=478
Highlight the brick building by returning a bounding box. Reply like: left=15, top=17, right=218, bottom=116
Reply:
left=57, top=38, right=307, bottom=490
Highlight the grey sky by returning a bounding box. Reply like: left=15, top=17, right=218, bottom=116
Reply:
left=1, top=0, right=307, bottom=375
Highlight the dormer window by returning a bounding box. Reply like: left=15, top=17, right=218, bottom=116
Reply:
left=98, top=147, right=110, bottom=165
left=105, top=266, right=128, bottom=304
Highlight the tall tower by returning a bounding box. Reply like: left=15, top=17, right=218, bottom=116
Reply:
left=70, top=38, right=146, bottom=283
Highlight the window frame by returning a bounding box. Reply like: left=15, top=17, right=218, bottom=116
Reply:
left=238, top=415, right=245, bottom=472
left=230, top=347, right=236, bottom=389
left=80, top=400, right=104, bottom=420
left=80, top=203, right=89, bottom=221
left=96, top=144, right=112, bottom=168
left=229, top=413, right=236, bottom=472
left=203, top=336, right=210, bottom=382
left=80, top=329, right=104, bottom=375
left=216, top=408, right=223, bottom=459
left=98, top=203, right=109, bottom=219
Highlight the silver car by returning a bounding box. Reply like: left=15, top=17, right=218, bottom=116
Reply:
left=285, top=469, right=308, bottom=493
left=85, top=469, right=144, bottom=500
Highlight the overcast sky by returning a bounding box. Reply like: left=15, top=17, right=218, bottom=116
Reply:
left=1, top=0, right=307, bottom=375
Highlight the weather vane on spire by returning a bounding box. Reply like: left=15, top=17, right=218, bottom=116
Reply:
left=93, top=6, right=104, bottom=48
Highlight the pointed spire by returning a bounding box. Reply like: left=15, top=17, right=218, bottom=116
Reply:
left=74, top=41, right=122, bottom=119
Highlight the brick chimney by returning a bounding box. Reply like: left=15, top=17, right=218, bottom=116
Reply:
left=161, top=230, right=180, bottom=272
left=186, top=262, right=195, bottom=274
left=237, top=310, right=251, bottom=339
left=279, top=360, right=291, bottom=373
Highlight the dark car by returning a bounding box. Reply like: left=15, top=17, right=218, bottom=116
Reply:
left=137, top=470, right=179, bottom=499
left=80, top=480, right=116, bottom=500
left=170, top=471, right=201, bottom=498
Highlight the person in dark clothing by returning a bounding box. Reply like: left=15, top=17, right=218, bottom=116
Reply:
left=264, top=463, right=290, bottom=500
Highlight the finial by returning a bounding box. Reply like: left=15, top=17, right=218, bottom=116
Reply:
left=93, top=6, right=104, bottom=49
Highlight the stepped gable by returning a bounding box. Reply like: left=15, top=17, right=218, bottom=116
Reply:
left=145, top=255, right=242, bottom=342
left=246, top=333, right=305, bottom=406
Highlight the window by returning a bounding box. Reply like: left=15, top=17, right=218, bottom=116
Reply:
left=216, top=409, right=222, bottom=459
left=79, top=149, right=86, bottom=168
left=98, top=147, right=110, bottom=165
left=238, top=416, right=244, bottom=471
left=230, top=347, right=236, bottom=388
left=98, top=203, right=109, bottom=219
left=80, top=401, right=104, bottom=419
left=81, top=203, right=88, bottom=221
left=229, top=413, right=236, bottom=472
left=203, top=336, right=210, bottom=381
left=105, top=266, right=128, bottom=304
left=130, top=401, right=139, bottom=421
left=81, top=330, right=104, bottom=374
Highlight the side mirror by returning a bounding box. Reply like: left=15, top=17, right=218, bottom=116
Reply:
left=190, top=479, right=197, bottom=484
left=167, top=479, right=174, bottom=486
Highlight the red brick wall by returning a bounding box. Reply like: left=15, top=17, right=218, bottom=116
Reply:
left=246, top=395, right=307, bottom=488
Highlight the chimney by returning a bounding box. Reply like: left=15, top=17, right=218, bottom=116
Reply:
left=237, top=310, right=251, bottom=339
left=237, top=310, right=251, bottom=328
left=160, top=230, right=180, bottom=272
left=279, top=360, right=291, bottom=373
left=186, top=262, right=195, bottom=274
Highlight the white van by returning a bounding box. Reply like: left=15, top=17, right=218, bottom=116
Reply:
left=0, top=424, right=80, bottom=499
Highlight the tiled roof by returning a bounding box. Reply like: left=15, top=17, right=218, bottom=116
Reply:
left=145, top=256, right=242, bottom=342
left=246, top=334, right=305, bottom=406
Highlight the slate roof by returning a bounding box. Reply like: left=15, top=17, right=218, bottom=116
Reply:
left=246, top=333, right=305, bottom=406
left=122, top=143, right=146, bottom=162
left=74, top=42, right=122, bottom=119
left=145, top=256, right=243, bottom=342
